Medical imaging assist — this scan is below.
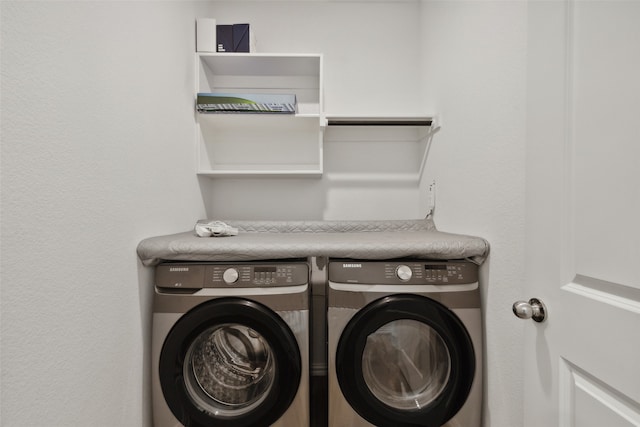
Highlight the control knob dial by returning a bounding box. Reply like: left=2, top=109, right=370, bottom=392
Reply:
left=223, top=268, right=239, bottom=284
left=395, top=265, right=413, bottom=281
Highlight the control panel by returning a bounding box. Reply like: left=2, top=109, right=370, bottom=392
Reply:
left=155, top=262, right=309, bottom=290
left=328, top=260, right=478, bottom=285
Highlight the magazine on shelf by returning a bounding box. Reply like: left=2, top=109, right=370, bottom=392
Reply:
left=197, top=93, right=297, bottom=114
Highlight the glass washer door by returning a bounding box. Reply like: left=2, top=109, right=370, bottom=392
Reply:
left=336, top=294, right=475, bottom=427
left=159, top=297, right=301, bottom=427
left=184, top=323, right=275, bottom=417
left=362, top=319, right=451, bottom=410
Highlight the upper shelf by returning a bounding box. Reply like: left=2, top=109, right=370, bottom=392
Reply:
left=196, top=53, right=324, bottom=177
left=197, top=53, right=323, bottom=120
left=198, top=53, right=322, bottom=76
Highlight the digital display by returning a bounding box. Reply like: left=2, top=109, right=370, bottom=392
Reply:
left=255, top=267, right=277, bottom=273
left=425, top=265, right=447, bottom=271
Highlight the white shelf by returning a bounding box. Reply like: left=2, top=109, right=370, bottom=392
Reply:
left=197, top=114, right=324, bottom=176
left=197, top=169, right=323, bottom=178
left=198, top=53, right=322, bottom=76
left=323, top=115, right=438, bottom=185
left=324, top=172, right=421, bottom=184
left=196, top=53, right=324, bottom=177
left=194, top=53, right=437, bottom=179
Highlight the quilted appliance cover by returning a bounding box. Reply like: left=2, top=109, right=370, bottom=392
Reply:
left=137, top=219, right=489, bottom=266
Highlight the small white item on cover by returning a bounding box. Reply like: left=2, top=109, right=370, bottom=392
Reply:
left=195, top=221, right=239, bottom=237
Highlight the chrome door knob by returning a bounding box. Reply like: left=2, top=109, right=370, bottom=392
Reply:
left=512, top=298, right=547, bottom=322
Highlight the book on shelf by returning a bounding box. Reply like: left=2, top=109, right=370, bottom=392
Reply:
left=196, top=93, right=297, bottom=114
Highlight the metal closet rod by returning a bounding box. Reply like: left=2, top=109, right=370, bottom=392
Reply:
left=326, top=117, right=433, bottom=126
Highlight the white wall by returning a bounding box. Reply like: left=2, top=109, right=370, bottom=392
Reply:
left=420, top=2, right=527, bottom=427
left=1, top=2, right=208, bottom=426
left=1, top=1, right=527, bottom=426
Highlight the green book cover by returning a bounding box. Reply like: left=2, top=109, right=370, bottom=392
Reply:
left=197, top=93, right=296, bottom=114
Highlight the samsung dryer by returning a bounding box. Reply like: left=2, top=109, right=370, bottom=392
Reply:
left=152, top=261, right=310, bottom=427
left=327, top=259, right=482, bottom=427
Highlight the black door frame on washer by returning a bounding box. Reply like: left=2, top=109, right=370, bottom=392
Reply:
left=159, top=297, right=302, bottom=427
left=336, top=294, right=475, bottom=427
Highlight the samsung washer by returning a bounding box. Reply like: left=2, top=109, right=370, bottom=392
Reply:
left=152, top=261, right=309, bottom=427
left=327, top=259, right=482, bottom=427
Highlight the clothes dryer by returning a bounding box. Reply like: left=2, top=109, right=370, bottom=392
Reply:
left=327, top=259, right=482, bottom=427
left=152, top=261, right=309, bottom=427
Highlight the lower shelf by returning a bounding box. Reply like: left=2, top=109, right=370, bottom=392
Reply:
left=197, top=168, right=323, bottom=178
left=197, top=114, right=323, bottom=179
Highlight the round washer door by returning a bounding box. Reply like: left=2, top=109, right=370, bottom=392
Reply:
left=159, top=297, right=302, bottom=427
left=336, top=294, right=475, bottom=427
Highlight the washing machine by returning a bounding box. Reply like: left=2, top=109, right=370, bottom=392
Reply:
left=327, top=259, right=482, bottom=427
left=152, top=260, right=309, bottom=427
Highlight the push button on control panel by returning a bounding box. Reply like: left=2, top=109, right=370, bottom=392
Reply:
left=254, top=266, right=279, bottom=285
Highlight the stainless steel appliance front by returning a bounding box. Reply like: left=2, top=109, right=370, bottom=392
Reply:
left=152, top=261, right=310, bottom=427
left=328, top=259, right=483, bottom=427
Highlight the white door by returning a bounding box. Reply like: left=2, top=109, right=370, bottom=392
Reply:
left=524, top=1, right=640, bottom=426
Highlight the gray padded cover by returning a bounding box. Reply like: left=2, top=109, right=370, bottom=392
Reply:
left=136, top=219, right=489, bottom=266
